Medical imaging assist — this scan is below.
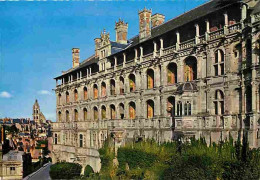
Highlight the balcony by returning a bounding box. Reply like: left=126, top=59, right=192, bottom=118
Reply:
left=180, top=38, right=195, bottom=50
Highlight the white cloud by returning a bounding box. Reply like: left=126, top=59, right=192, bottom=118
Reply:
left=38, top=90, right=52, bottom=95
left=0, top=91, right=12, bottom=98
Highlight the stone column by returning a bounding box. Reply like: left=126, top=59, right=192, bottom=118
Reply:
left=123, top=53, right=126, bottom=67
left=160, top=38, right=164, bottom=56
left=140, top=46, right=143, bottom=62
left=205, top=20, right=210, bottom=41
left=224, top=12, right=228, bottom=34
left=134, top=49, right=138, bottom=62
left=195, top=24, right=200, bottom=44
left=176, top=32, right=180, bottom=51
left=153, top=41, right=157, bottom=58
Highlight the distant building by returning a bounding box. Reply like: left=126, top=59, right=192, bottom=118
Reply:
left=0, top=150, right=24, bottom=180
left=32, top=99, right=46, bottom=124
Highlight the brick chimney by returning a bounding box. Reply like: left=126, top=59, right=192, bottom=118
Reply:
left=139, top=8, right=152, bottom=42
left=94, top=38, right=101, bottom=58
left=72, top=48, right=80, bottom=68
left=151, top=13, right=165, bottom=28
left=115, top=19, right=128, bottom=44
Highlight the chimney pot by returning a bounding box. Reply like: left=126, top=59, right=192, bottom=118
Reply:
left=151, top=13, right=165, bottom=28
left=115, top=19, right=128, bottom=44
left=139, top=8, right=152, bottom=42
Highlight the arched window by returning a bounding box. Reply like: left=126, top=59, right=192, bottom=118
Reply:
left=147, top=69, right=155, bottom=89
left=214, top=49, right=224, bottom=76
left=93, top=107, right=98, bottom=120
left=184, top=56, right=197, bottom=81
left=214, top=90, right=224, bottom=115
left=83, top=87, right=88, bottom=100
left=246, top=86, right=252, bottom=113
left=58, top=93, right=61, bottom=105
left=110, top=79, right=116, bottom=95
left=58, top=111, right=62, bottom=122
left=66, top=110, right=70, bottom=122
left=167, top=96, right=175, bottom=117
left=93, top=84, right=98, bottom=99
left=54, top=134, right=58, bottom=145
left=167, top=63, right=177, bottom=85
left=129, top=74, right=136, bottom=92
left=177, top=101, right=182, bottom=116
left=79, top=134, right=83, bottom=147
left=147, top=100, right=154, bottom=118
left=129, top=102, right=136, bottom=119
left=119, top=76, right=125, bottom=94
left=74, top=89, right=78, bottom=102
left=110, top=104, right=116, bottom=119
left=119, top=103, right=124, bottom=119
left=74, top=109, right=78, bottom=121
left=83, top=108, right=88, bottom=121
left=101, top=82, right=106, bottom=97
left=184, top=101, right=191, bottom=116
left=101, top=105, right=106, bottom=120
left=66, top=91, right=70, bottom=103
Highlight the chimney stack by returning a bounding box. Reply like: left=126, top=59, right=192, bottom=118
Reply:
left=139, top=8, right=152, bottom=42
left=72, top=48, right=80, bottom=68
left=115, top=19, right=128, bottom=44
left=151, top=13, right=165, bottom=28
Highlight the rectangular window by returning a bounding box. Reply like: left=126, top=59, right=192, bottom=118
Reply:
left=10, top=167, right=15, bottom=175
left=214, top=65, right=218, bottom=76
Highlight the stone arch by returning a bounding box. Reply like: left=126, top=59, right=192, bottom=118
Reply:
left=184, top=56, right=197, bottom=81
left=74, top=89, right=78, bottom=102
left=129, top=101, right=136, bottom=119
left=147, top=99, right=154, bottom=118
left=93, top=106, right=98, bottom=120
left=83, top=108, right=88, bottom=121
left=110, top=79, right=116, bottom=95
left=119, top=76, right=125, bottom=94
left=74, top=109, right=78, bottom=121
left=66, top=91, right=70, bottom=103
left=147, top=68, right=155, bottom=89
left=101, top=82, right=106, bottom=97
left=167, top=96, right=175, bottom=117
left=83, top=86, right=88, bottom=100
left=66, top=110, right=70, bottom=122
left=167, top=62, right=177, bottom=85
left=58, top=93, right=62, bottom=105
left=129, top=74, right=136, bottom=92
left=58, top=111, right=62, bottom=122
left=93, top=84, right=98, bottom=99
left=101, top=105, right=106, bottom=120
left=110, top=104, right=116, bottom=119
left=119, top=103, right=125, bottom=119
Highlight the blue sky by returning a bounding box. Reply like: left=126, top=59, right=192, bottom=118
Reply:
left=0, top=0, right=208, bottom=121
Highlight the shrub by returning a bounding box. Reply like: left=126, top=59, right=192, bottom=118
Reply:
left=49, top=162, right=82, bottom=179
left=84, top=165, right=94, bottom=177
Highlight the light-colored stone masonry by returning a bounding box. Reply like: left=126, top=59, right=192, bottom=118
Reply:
left=52, top=0, right=260, bottom=172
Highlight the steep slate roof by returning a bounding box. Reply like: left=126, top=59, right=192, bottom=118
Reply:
left=55, top=55, right=98, bottom=79
left=56, top=0, right=240, bottom=78
left=125, top=0, right=240, bottom=49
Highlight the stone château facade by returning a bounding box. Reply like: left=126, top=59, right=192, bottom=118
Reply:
left=52, top=0, right=260, bottom=172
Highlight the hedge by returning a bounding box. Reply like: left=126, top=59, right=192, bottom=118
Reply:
left=49, top=162, right=82, bottom=179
